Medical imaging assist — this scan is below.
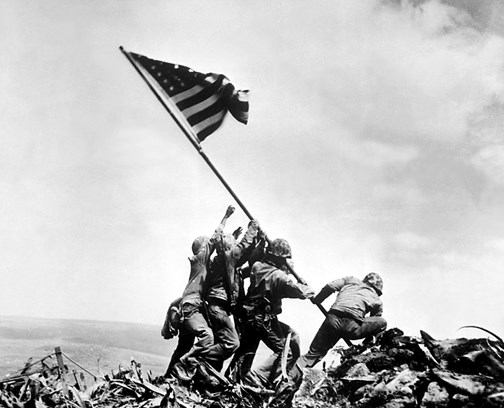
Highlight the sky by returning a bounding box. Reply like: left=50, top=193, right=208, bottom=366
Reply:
left=1, top=0, right=504, bottom=348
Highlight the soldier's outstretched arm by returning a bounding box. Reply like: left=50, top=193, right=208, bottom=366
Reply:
left=312, top=277, right=353, bottom=304
left=216, top=205, right=235, bottom=232
left=204, top=206, right=236, bottom=259
left=279, top=276, right=315, bottom=300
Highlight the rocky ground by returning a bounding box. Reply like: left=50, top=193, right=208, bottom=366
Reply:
left=2, top=327, right=504, bottom=408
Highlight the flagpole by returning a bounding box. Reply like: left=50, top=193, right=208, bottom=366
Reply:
left=119, top=47, right=347, bottom=337
left=119, top=46, right=254, bottom=220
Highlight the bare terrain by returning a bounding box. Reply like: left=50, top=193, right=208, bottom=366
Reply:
left=0, top=315, right=174, bottom=379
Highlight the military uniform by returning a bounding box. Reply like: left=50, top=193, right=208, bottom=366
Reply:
left=169, top=232, right=220, bottom=380
left=203, top=221, right=260, bottom=371
left=291, top=275, right=387, bottom=382
left=230, top=259, right=314, bottom=387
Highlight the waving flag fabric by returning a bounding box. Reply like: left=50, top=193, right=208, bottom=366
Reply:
left=124, top=50, right=249, bottom=142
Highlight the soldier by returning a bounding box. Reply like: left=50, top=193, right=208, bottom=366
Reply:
left=290, top=273, right=387, bottom=384
left=203, top=219, right=261, bottom=372
left=169, top=206, right=235, bottom=382
left=229, top=238, right=315, bottom=388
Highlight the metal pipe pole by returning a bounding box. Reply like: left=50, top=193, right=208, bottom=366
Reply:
left=119, top=46, right=254, bottom=220
left=119, top=47, right=349, bottom=341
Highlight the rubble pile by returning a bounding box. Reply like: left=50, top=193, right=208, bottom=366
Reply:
left=292, top=328, right=504, bottom=408
left=0, top=356, right=175, bottom=408
left=0, top=350, right=255, bottom=408
left=2, top=327, right=504, bottom=408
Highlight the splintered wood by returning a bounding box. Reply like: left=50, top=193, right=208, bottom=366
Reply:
left=2, top=330, right=504, bottom=408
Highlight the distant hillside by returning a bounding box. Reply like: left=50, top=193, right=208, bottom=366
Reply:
left=0, top=316, right=175, bottom=378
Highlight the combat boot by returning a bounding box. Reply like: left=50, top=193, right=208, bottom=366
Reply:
left=172, top=356, right=198, bottom=381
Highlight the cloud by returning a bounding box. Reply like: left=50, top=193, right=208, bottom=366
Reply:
left=371, top=1, right=504, bottom=190
left=259, top=0, right=504, bottom=203
left=467, top=101, right=504, bottom=187
left=392, top=231, right=431, bottom=250
left=441, top=0, right=504, bottom=36
left=361, top=1, right=504, bottom=141
left=471, top=145, right=504, bottom=184
left=341, top=140, right=419, bottom=168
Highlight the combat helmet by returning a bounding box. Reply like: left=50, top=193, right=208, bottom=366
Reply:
left=267, top=238, right=292, bottom=259
left=363, top=272, right=383, bottom=296
left=192, top=236, right=210, bottom=255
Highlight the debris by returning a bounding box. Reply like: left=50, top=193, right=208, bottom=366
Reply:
left=292, top=328, right=504, bottom=407
left=432, top=369, right=486, bottom=396
left=420, top=381, right=450, bottom=407
left=3, top=328, right=504, bottom=408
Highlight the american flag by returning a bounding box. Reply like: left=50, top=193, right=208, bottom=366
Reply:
left=125, top=50, right=249, bottom=142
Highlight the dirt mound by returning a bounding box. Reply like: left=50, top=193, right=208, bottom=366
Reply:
left=293, top=328, right=504, bottom=407
left=2, top=328, right=504, bottom=408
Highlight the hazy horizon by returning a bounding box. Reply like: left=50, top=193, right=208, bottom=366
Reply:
left=0, top=314, right=171, bottom=377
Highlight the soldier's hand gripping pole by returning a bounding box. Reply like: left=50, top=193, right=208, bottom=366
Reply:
left=257, top=230, right=329, bottom=317
left=284, top=259, right=330, bottom=317
left=259, top=232, right=353, bottom=348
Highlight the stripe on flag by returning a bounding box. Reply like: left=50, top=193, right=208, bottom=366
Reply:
left=125, top=50, right=249, bottom=142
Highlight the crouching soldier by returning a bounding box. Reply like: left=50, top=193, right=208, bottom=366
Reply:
left=229, top=238, right=315, bottom=388
left=290, top=273, right=387, bottom=383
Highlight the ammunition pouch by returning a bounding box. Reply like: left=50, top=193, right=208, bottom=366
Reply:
left=242, top=298, right=274, bottom=322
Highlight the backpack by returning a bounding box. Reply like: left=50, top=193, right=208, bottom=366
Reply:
left=161, top=297, right=182, bottom=340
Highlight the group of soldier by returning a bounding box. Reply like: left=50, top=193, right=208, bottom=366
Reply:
left=162, top=205, right=387, bottom=394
